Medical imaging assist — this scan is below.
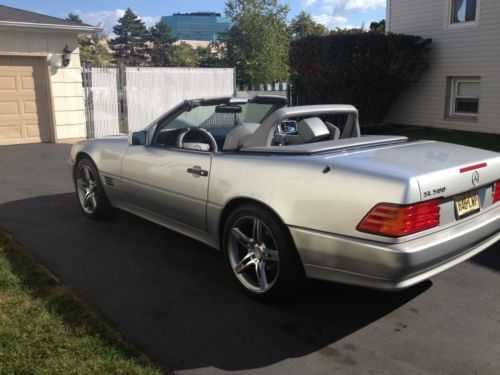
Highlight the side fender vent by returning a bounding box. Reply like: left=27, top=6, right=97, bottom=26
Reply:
left=104, top=176, right=114, bottom=187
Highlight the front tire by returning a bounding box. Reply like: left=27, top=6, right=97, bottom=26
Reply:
left=74, top=157, right=113, bottom=220
left=222, top=204, right=305, bottom=300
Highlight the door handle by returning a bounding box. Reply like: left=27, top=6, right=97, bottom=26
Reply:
left=187, top=166, right=208, bottom=177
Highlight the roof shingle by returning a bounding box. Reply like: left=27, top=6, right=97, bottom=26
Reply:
left=0, top=4, right=93, bottom=27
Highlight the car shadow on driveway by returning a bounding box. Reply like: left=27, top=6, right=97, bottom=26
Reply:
left=0, top=192, right=431, bottom=372
left=471, top=243, right=500, bottom=272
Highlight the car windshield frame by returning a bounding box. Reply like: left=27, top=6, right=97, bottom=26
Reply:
left=151, top=96, right=288, bottom=149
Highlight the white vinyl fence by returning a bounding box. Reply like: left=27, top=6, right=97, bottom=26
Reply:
left=83, top=67, right=235, bottom=137
left=83, top=68, right=120, bottom=138
left=236, top=81, right=287, bottom=97
left=126, top=67, right=235, bottom=131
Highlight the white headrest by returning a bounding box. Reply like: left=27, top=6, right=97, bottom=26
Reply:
left=223, top=124, right=259, bottom=150
left=298, top=117, right=331, bottom=143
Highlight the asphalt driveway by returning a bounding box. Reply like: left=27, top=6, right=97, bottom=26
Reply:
left=0, top=143, right=499, bottom=374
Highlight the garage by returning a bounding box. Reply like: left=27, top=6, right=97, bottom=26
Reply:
left=0, top=56, right=52, bottom=145
left=0, top=5, right=100, bottom=145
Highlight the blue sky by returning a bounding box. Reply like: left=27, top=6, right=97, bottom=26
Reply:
left=2, top=0, right=386, bottom=34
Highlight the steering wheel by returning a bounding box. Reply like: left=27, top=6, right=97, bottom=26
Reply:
left=176, top=128, right=218, bottom=152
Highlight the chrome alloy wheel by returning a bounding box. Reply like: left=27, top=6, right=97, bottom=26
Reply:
left=76, top=165, right=98, bottom=215
left=228, top=216, right=280, bottom=293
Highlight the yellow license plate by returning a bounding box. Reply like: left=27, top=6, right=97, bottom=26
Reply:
left=455, top=191, right=480, bottom=219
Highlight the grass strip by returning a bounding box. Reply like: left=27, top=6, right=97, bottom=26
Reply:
left=0, top=230, right=164, bottom=374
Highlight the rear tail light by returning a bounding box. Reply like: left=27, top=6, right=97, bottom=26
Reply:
left=357, top=200, right=441, bottom=237
left=494, top=182, right=500, bottom=204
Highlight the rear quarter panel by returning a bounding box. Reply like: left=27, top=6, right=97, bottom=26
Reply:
left=207, top=152, right=420, bottom=241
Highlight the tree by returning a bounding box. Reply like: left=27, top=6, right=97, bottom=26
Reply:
left=148, top=21, right=177, bottom=67
left=109, top=8, right=149, bottom=66
left=370, top=20, right=386, bottom=33
left=66, top=12, right=82, bottom=23
left=196, top=46, right=223, bottom=67
left=78, top=25, right=112, bottom=67
left=289, top=11, right=327, bottom=39
left=289, top=33, right=431, bottom=124
left=170, top=42, right=199, bottom=67
left=221, top=0, right=291, bottom=84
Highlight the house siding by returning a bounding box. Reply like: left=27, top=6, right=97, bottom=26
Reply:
left=0, top=28, right=86, bottom=141
left=386, top=0, right=500, bottom=134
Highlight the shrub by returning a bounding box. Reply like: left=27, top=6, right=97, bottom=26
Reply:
left=289, top=32, right=432, bottom=125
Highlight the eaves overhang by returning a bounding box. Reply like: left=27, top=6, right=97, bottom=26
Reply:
left=0, top=20, right=102, bottom=33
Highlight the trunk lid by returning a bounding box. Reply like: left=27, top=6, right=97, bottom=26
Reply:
left=328, top=140, right=500, bottom=201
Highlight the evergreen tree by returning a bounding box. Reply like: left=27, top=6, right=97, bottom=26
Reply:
left=148, top=21, right=177, bottom=67
left=66, top=12, right=82, bottom=23
left=109, top=8, right=148, bottom=66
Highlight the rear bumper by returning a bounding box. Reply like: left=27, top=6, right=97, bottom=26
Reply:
left=289, top=205, right=500, bottom=290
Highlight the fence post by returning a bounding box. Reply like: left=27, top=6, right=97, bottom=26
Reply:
left=117, top=64, right=129, bottom=134
left=82, top=65, right=95, bottom=139
left=232, top=68, right=237, bottom=96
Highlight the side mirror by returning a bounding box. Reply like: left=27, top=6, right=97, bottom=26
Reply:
left=129, top=130, right=147, bottom=146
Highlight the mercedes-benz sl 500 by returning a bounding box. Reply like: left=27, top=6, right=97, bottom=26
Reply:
left=69, top=96, right=500, bottom=299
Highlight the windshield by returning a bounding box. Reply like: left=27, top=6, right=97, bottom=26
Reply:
left=154, top=100, right=282, bottom=150
left=166, top=102, right=275, bottom=130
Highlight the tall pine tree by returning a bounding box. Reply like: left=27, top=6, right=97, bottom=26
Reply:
left=109, top=8, right=148, bottom=66
left=148, top=21, right=177, bottom=67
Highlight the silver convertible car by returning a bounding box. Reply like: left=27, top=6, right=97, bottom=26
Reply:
left=69, top=96, right=500, bottom=299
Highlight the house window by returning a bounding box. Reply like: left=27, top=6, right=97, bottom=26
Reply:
left=450, top=78, right=480, bottom=117
left=450, top=0, right=478, bottom=24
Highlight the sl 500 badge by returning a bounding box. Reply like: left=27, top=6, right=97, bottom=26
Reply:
left=423, top=187, right=446, bottom=198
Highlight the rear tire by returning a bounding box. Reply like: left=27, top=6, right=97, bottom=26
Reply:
left=74, top=157, right=113, bottom=220
left=222, top=204, right=305, bottom=300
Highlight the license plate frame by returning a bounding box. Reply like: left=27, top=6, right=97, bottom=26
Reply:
left=454, top=191, right=480, bottom=219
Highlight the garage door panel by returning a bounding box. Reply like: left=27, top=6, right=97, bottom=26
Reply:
left=0, top=101, right=19, bottom=116
left=22, top=100, right=38, bottom=114
left=20, top=75, right=35, bottom=91
left=26, top=124, right=48, bottom=138
left=0, top=56, right=51, bottom=145
left=0, top=125, right=22, bottom=140
left=0, top=76, right=16, bottom=91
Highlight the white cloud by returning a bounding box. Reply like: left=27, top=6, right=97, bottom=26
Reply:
left=321, top=0, right=385, bottom=13
left=77, top=9, right=159, bottom=35
left=312, top=14, right=347, bottom=26
left=301, top=0, right=317, bottom=6
left=77, top=9, right=124, bottom=34
left=344, top=0, right=385, bottom=11
left=141, top=16, right=161, bottom=28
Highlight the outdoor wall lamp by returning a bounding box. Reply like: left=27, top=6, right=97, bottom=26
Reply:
left=62, top=45, right=71, bottom=67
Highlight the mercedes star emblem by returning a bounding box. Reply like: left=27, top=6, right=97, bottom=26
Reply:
left=472, top=171, right=480, bottom=186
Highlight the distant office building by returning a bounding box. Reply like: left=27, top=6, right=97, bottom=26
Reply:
left=161, top=12, right=233, bottom=42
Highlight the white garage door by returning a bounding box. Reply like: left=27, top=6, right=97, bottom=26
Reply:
left=0, top=56, right=52, bottom=145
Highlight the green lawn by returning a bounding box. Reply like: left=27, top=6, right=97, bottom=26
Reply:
left=0, top=231, right=163, bottom=374
left=391, top=128, right=500, bottom=153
